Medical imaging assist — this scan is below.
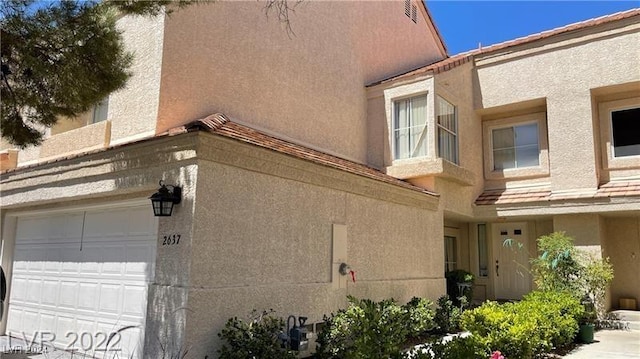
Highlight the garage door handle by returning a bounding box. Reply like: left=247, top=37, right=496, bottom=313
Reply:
left=495, top=260, right=499, bottom=277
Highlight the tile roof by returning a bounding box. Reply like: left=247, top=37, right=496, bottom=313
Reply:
left=169, top=114, right=440, bottom=197
left=475, top=181, right=640, bottom=205
left=373, top=8, right=640, bottom=86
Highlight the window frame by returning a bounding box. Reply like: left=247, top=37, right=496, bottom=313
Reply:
left=436, top=96, right=459, bottom=165
left=391, top=93, right=429, bottom=161
left=599, top=97, right=640, bottom=172
left=491, top=122, right=539, bottom=170
left=483, top=112, right=549, bottom=180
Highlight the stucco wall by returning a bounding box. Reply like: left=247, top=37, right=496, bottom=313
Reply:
left=474, top=22, right=640, bottom=192
left=184, top=157, right=443, bottom=357
left=109, top=15, right=165, bottom=144
left=156, top=1, right=445, bottom=164
left=604, top=216, right=640, bottom=310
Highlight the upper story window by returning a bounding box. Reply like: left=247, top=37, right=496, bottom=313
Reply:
left=393, top=95, right=428, bottom=160
left=437, top=96, right=458, bottom=164
left=482, top=111, right=549, bottom=180
left=91, top=97, right=109, bottom=124
left=611, top=107, right=640, bottom=158
left=492, top=122, right=539, bottom=170
left=598, top=97, right=640, bottom=172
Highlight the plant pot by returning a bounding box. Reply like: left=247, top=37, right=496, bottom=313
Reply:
left=577, top=323, right=594, bottom=343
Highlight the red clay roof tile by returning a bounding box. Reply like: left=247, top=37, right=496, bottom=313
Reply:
left=176, top=114, right=439, bottom=197
left=373, top=8, right=640, bottom=86
left=476, top=180, right=640, bottom=205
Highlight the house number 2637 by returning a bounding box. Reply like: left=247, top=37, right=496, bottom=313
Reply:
left=162, top=234, right=181, bottom=245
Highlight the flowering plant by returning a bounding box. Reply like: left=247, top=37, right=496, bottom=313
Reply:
left=490, top=351, right=505, bottom=359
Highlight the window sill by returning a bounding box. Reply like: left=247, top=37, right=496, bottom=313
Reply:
left=386, top=158, right=475, bottom=186
left=485, top=165, right=549, bottom=181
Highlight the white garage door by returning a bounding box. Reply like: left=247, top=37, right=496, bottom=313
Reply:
left=6, top=205, right=157, bottom=358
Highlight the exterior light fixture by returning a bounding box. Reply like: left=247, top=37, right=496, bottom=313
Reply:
left=149, top=180, right=182, bottom=217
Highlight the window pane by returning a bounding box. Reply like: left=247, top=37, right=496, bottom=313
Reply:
left=612, top=107, right=640, bottom=157
left=493, top=148, right=515, bottom=170
left=492, top=128, right=514, bottom=150
left=411, top=95, right=428, bottom=127
left=515, top=123, right=538, bottom=147
left=394, top=100, right=408, bottom=130
left=478, top=224, right=488, bottom=277
left=92, top=97, right=109, bottom=123
left=516, top=145, right=540, bottom=167
left=393, top=95, right=428, bottom=160
left=437, top=97, right=456, bottom=131
left=395, top=128, right=409, bottom=159
left=444, top=236, right=457, bottom=273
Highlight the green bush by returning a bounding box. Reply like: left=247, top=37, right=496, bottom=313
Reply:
left=404, top=297, right=436, bottom=338
left=316, top=296, right=409, bottom=359
left=434, top=295, right=462, bottom=334
left=445, top=270, right=475, bottom=306
left=530, top=232, right=581, bottom=293
left=218, top=310, right=296, bottom=359
left=409, top=335, right=489, bottom=359
left=461, top=291, right=584, bottom=359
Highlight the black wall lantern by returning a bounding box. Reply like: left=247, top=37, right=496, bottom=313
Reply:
left=149, top=180, right=182, bottom=217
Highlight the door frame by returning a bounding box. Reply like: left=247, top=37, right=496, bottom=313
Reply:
left=491, top=222, right=531, bottom=300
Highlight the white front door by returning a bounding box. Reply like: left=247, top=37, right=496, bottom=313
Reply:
left=6, top=205, right=157, bottom=358
left=492, top=222, right=531, bottom=300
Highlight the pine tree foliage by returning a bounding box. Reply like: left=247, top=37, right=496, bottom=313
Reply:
left=1, top=0, right=296, bottom=148
left=0, top=0, right=193, bottom=148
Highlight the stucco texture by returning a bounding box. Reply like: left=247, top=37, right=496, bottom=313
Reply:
left=184, top=157, right=443, bottom=358
left=474, top=23, right=640, bottom=191
left=156, top=1, right=445, bottom=164
left=604, top=216, right=640, bottom=310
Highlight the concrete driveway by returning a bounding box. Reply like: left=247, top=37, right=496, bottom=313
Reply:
left=561, top=329, right=640, bottom=358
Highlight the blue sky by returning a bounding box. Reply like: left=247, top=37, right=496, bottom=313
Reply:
left=427, top=1, right=640, bottom=55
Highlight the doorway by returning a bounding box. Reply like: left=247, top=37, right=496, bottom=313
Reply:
left=492, top=222, right=531, bottom=300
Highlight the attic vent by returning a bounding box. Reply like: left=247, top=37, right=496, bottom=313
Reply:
left=405, top=0, right=411, bottom=17
left=411, top=4, right=417, bottom=23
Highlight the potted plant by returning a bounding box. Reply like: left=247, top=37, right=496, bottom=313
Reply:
left=577, top=297, right=596, bottom=343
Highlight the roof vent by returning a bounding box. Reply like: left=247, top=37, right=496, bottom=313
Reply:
left=411, top=4, right=417, bottom=23
left=404, top=0, right=411, bottom=18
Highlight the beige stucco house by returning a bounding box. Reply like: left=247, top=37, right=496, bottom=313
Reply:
left=0, top=1, right=447, bottom=358
left=0, top=1, right=639, bottom=358
left=368, top=8, right=640, bottom=307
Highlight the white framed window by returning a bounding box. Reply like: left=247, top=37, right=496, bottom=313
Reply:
left=91, top=97, right=109, bottom=124
left=610, top=106, right=640, bottom=158
left=482, top=112, right=549, bottom=180
left=393, top=95, right=428, bottom=160
left=491, top=122, right=539, bottom=170
left=598, top=97, right=640, bottom=173
left=437, top=96, right=458, bottom=164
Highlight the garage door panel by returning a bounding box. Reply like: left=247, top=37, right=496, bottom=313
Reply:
left=99, top=284, right=121, bottom=313
left=78, top=282, right=99, bottom=311
left=25, top=278, right=43, bottom=304
left=8, top=205, right=156, bottom=359
left=84, top=211, right=127, bottom=238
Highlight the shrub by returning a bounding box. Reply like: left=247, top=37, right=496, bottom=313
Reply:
left=530, top=232, right=581, bottom=293
left=403, top=297, right=436, bottom=338
left=316, top=296, right=409, bottom=359
left=409, top=335, right=489, bottom=359
left=461, top=290, right=584, bottom=359
left=445, top=270, right=475, bottom=306
left=218, top=310, right=296, bottom=359
left=434, top=295, right=462, bottom=334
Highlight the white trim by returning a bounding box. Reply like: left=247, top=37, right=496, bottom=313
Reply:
left=483, top=112, right=549, bottom=181
left=4, top=198, right=150, bottom=218
left=598, top=97, right=640, bottom=176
